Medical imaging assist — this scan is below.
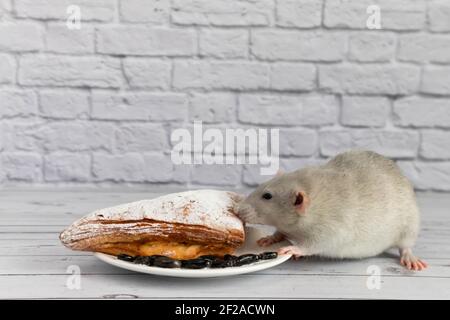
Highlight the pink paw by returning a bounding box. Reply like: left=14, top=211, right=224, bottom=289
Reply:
left=277, top=246, right=303, bottom=260
left=400, top=256, right=428, bottom=271
left=257, top=236, right=277, bottom=247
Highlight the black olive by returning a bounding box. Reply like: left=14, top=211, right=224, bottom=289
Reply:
left=223, top=254, right=237, bottom=261
left=152, top=256, right=181, bottom=268
left=117, top=254, right=135, bottom=262
left=181, top=258, right=212, bottom=269
left=236, top=254, right=259, bottom=266
left=150, top=255, right=168, bottom=259
left=133, top=256, right=148, bottom=265
left=222, top=254, right=238, bottom=267
left=198, top=255, right=218, bottom=262
left=210, top=259, right=226, bottom=268
left=240, top=253, right=260, bottom=261
left=133, top=256, right=151, bottom=266
left=259, top=252, right=278, bottom=260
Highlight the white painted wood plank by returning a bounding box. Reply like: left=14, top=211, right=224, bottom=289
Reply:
left=0, top=191, right=447, bottom=216
left=1, top=256, right=449, bottom=278
left=0, top=190, right=448, bottom=299
left=0, top=239, right=84, bottom=256
left=0, top=226, right=64, bottom=233
left=0, top=233, right=59, bottom=240
left=0, top=274, right=448, bottom=299
left=2, top=237, right=448, bottom=258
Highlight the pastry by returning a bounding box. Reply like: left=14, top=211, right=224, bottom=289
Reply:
left=60, top=190, right=245, bottom=260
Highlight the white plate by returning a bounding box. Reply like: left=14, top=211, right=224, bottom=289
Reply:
left=94, top=226, right=292, bottom=278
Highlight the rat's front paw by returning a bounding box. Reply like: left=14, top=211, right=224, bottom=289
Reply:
left=277, top=246, right=303, bottom=260
left=257, top=235, right=278, bottom=247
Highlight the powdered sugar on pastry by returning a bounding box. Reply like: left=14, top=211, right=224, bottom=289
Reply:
left=60, top=190, right=244, bottom=244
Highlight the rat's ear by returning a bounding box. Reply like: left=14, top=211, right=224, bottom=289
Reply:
left=294, top=191, right=309, bottom=215
left=276, top=170, right=284, bottom=177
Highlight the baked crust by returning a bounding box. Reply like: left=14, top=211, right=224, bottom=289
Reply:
left=60, top=190, right=245, bottom=259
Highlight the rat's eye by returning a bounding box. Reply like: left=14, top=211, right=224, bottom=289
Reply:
left=262, top=193, right=272, bottom=200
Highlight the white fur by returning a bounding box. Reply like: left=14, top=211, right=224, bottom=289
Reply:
left=238, top=150, right=420, bottom=259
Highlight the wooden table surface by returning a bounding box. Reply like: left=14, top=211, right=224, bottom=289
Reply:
left=1, top=189, right=449, bottom=299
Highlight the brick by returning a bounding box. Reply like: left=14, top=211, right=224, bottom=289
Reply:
left=325, top=0, right=372, bottom=28
left=0, top=90, right=38, bottom=118
left=191, top=164, right=241, bottom=186
left=97, top=26, right=196, bottom=56
left=420, top=131, right=450, bottom=160
left=280, top=158, right=326, bottom=172
left=0, top=123, right=6, bottom=151
left=242, top=165, right=273, bottom=186
left=199, top=29, right=248, bottom=58
left=143, top=154, right=176, bottom=182
left=173, top=60, right=269, bottom=90
left=0, top=0, right=12, bottom=19
left=243, top=158, right=325, bottom=186
left=421, top=66, right=450, bottom=95
left=0, top=23, right=44, bottom=52
left=170, top=164, right=191, bottom=183
left=428, top=0, right=450, bottom=32
left=398, top=34, right=450, bottom=63
left=189, top=93, right=235, bottom=123
left=45, top=24, right=94, bottom=54
left=238, top=94, right=338, bottom=126
left=341, top=96, right=389, bottom=127
left=1, top=152, right=42, bottom=181
left=270, top=63, right=316, bottom=91
left=0, top=54, right=15, bottom=84
left=91, top=92, right=187, bottom=121
left=276, top=0, right=321, bottom=28
left=44, top=153, right=90, bottom=181
left=123, top=58, right=170, bottom=89
left=15, top=0, right=115, bottom=21
left=398, top=161, right=450, bottom=191
left=380, top=1, right=426, bottom=30
left=115, top=124, right=168, bottom=152
left=3, top=121, right=44, bottom=152
left=279, top=129, right=318, bottom=156
left=324, top=0, right=426, bottom=30
left=119, top=0, right=169, bottom=24
left=393, top=97, right=450, bottom=128
left=92, top=152, right=185, bottom=183
left=251, top=30, right=346, bottom=62
left=171, top=0, right=274, bottom=26
left=35, top=122, right=115, bottom=152
left=19, top=55, right=121, bottom=88
left=92, top=153, right=146, bottom=182
left=319, top=130, right=419, bottom=158
left=39, top=90, right=89, bottom=119
left=319, top=64, right=420, bottom=95
left=348, top=33, right=396, bottom=62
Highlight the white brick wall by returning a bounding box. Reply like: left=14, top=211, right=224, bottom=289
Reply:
left=0, top=0, right=450, bottom=191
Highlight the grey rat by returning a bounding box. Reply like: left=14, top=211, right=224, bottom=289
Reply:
left=237, top=150, right=427, bottom=271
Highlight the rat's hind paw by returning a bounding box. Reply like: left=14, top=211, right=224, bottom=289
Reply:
left=400, top=248, right=428, bottom=271
left=277, top=246, right=303, bottom=260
